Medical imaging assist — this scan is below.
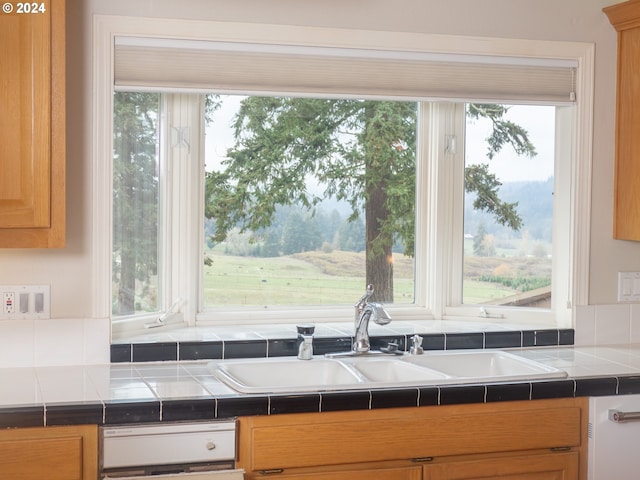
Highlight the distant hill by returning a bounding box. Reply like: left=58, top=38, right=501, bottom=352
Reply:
left=464, top=177, right=553, bottom=242
left=205, top=177, right=555, bottom=254
left=318, top=177, right=554, bottom=242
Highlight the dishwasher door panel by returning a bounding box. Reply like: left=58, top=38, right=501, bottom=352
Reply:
left=589, top=395, right=640, bottom=480
left=102, top=421, right=236, bottom=470
left=103, top=429, right=236, bottom=469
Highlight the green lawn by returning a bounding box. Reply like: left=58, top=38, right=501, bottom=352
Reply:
left=203, top=250, right=414, bottom=305
left=462, top=280, right=520, bottom=304
left=202, top=249, right=547, bottom=306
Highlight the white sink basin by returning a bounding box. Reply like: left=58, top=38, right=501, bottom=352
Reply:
left=212, top=358, right=366, bottom=393
left=211, top=350, right=567, bottom=393
left=401, top=350, right=567, bottom=383
left=344, top=357, right=450, bottom=385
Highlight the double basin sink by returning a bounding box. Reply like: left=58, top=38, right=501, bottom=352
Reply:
left=211, top=350, right=567, bottom=393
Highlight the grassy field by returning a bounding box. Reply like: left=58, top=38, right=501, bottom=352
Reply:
left=203, top=249, right=550, bottom=306
left=203, top=250, right=414, bottom=305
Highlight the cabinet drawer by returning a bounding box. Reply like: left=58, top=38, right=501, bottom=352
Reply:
left=425, top=451, right=579, bottom=480
left=270, top=465, right=423, bottom=480
left=238, top=398, right=586, bottom=472
left=0, top=424, right=97, bottom=480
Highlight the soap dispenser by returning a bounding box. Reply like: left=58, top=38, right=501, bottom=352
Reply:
left=297, top=324, right=315, bottom=360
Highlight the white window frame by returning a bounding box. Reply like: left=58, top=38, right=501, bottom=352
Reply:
left=93, top=16, right=594, bottom=338
left=424, top=103, right=576, bottom=327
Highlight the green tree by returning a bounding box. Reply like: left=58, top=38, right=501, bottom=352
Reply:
left=473, top=223, right=488, bottom=256
left=281, top=211, right=322, bottom=254
left=338, top=215, right=366, bottom=252
left=206, top=98, right=535, bottom=302
left=112, top=92, right=160, bottom=315
left=465, top=104, right=537, bottom=231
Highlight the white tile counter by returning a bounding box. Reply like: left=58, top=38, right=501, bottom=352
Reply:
left=2, top=345, right=640, bottom=428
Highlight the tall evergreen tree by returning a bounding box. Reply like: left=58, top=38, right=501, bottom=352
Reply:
left=112, top=92, right=160, bottom=315
left=205, top=98, right=536, bottom=302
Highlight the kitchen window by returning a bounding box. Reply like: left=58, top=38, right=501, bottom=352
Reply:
left=93, top=17, right=593, bottom=338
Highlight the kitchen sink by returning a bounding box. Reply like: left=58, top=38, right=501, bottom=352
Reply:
left=401, top=350, right=568, bottom=383
left=211, top=349, right=567, bottom=393
left=342, top=357, right=450, bottom=384
left=213, top=357, right=366, bottom=393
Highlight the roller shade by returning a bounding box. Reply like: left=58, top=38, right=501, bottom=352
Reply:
left=114, top=36, right=577, bottom=103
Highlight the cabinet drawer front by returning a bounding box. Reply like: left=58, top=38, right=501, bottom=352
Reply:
left=425, top=451, right=579, bottom=480
left=0, top=424, right=97, bottom=480
left=0, top=436, right=83, bottom=480
left=268, top=466, right=423, bottom=480
left=240, top=399, right=585, bottom=471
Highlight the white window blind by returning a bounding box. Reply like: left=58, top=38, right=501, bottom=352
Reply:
left=114, top=36, right=577, bottom=103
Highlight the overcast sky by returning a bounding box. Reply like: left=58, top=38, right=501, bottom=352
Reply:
left=465, top=104, right=555, bottom=183
left=205, top=97, right=556, bottom=183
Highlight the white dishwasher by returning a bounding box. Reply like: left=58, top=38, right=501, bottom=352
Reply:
left=100, top=421, right=244, bottom=479
left=589, top=395, right=640, bottom=480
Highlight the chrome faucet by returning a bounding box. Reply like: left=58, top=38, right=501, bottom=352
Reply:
left=352, top=284, right=391, bottom=354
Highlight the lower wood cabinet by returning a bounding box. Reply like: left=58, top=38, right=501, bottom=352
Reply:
left=237, top=398, right=587, bottom=480
left=0, top=424, right=98, bottom=480
left=425, top=451, right=579, bottom=480
left=268, top=466, right=423, bottom=480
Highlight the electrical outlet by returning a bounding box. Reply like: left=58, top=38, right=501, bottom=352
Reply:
left=0, top=285, right=49, bottom=320
left=3, top=292, right=15, bottom=315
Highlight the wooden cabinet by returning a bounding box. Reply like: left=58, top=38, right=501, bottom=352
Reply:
left=0, top=424, right=98, bottom=479
left=605, top=0, right=640, bottom=240
left=425, top=451, right=579, bottom=479
left=0, top=0, right=65, bottom=247
left=268, top=466, right=423, bottom=480
left=237, top=398, right=588, bottom=480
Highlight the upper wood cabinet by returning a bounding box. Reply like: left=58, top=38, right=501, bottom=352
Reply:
left=605, top=0, right=640, bottom=241
left=0, top=0, right=65, bottom=247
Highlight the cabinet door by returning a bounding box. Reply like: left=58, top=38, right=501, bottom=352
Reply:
left=425, top=451, right=579, bottom=480
left=605, top=0, right=640, bottom=241
left=0, top=7, right=50, bottom=229
left=250, top=466, right=423, bottom=480
left=238, top=400, right=585, bottom=473
left=0, top=424, right=98, bottom=480
left=0, top=0, right=65, bottom=247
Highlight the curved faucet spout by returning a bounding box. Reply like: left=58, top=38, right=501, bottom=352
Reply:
left=354, top=284, right=375, bottom=322
left=352, top=285, right=392, bottom=354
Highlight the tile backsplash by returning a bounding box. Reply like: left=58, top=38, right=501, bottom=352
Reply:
left=110, top=321, right=575, bottom=364
left=0, top=303, right=638, bottom=368
left=575, top=303, right=640, bottom=345
left=0, top=317, right=110, bottom=367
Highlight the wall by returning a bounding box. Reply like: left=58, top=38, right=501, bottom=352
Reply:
left=0, top=0, right=629, bottom=366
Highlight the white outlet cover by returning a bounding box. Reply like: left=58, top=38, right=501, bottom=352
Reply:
left=618, top=272, right=640, bottom=302
left=0, top=285, right=50, bottom=320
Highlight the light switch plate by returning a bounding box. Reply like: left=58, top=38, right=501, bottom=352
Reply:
left=618, top=272, right=640, bottom=302
left=0, top=285, right=50, bottom=320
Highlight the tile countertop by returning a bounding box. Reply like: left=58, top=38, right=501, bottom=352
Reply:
left=3, top=344, right=640, bottom=429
